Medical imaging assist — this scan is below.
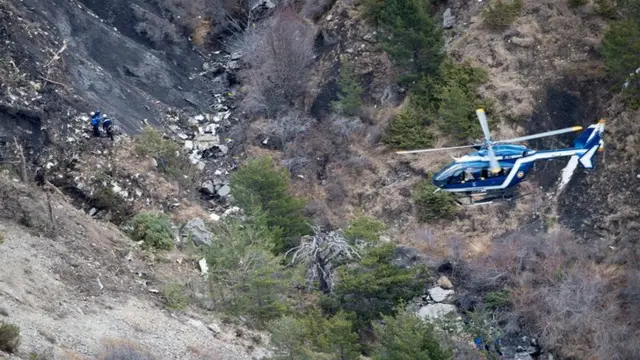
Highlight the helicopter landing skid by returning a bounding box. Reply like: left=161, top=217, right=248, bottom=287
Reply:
left=454, top=189, right=525, bottom=206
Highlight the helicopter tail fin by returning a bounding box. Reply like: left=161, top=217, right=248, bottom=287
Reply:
left=575, top=119, right=605, bottom=169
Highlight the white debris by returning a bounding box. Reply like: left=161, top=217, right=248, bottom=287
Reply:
left=558, top=155, right=579, bottom=193
left=199, top=258, right=209, bottom=278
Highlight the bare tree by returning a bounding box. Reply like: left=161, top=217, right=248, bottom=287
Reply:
left=235, top=7, right=316, bottom=115
left=286, top=225, right=360, bottom=294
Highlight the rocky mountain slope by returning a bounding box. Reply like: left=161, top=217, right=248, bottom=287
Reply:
left=1, top=0, right=639, bottom=359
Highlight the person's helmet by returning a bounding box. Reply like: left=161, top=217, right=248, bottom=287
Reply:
left=90, top=112, right=95, bottom=117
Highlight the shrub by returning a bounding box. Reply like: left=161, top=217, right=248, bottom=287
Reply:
left=600, top=19, right=640, bottom=107
left=331, top=57, right=364, bottom=116
left=134, top=126, right=184, bottom=178
left=99, top=340, right=156, bottom=360
left=344, top=212, right=387, bottom=244
left=383, top=105, right=434, bottom=151
left=482, top=0, right=523, bottom=30
left=373, top=307, right=452, bottom=360
left=230, top=156, right=311, bottom=254
left=163, top=283, right=189, bottom=310
left=363, top=0, right=444, bottom=85
left=0, top=232, right=4, bottom=245
left=594, top=0, right=617, bottom=18
left=0, top=321, right=20, bottom=353
left=568, top=0, right=586, bottom=8
left=127, top=212, right=174, bottom=250
left=412, top=179, right=457, bottom=222
left=484, top=289, right=511, bottom=310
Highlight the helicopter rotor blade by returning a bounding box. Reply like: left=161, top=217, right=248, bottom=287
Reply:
left=495, top=126, right=583, bottom=144
left=476, top=108, right=492, bottom=143
left=395, top=144, right=480, bottom=154
left=487, top=144, right=501, bottom=173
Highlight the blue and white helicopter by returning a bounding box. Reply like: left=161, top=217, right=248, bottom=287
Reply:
left=397, top=109, right=606, bottom=205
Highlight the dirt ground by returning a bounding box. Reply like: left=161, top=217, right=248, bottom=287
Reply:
left=0, top=177, right=262, bottom=359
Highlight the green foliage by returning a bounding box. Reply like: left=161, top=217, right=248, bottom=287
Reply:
left=373, top=307, right=452, bottom=360
left=331, top=58, right=364, bottom=116
left=484, top=289, right=512, bottom=310
left=594, top=0, right=617, bottom=18
left=267, top=309, right=361, bottom=360
left=413, top=179, right=457, bottom=222
left=482, top=0, right=523, bottom=29
left=163, top=283, right=189, bottom=310
left=205, top=218, right=293, bottom=328
left=437, top=61, right=490, bottom=141
left=344, top=212, right=387, bottom=244
left=618, top=0, right=640, bottom=21
left=568, top=0, right=586, bottom=8
left=0, top=233, right=4, bottom=245
left=600, top=19, right=640, bottom=107
left=127, top=212, right=174, bottom=250
left=134, top=125, right=184, bottom=177
left=321, top=243, right=427, bottom=330
left=230, top=156, right=311, bottom=254
left=267, top=316, right=314, bottom=360
left=0, top=321, right=20, bottom=353
left=363, top=0, right=444, bottom=85
left=383, top=105, right=434, bottom=150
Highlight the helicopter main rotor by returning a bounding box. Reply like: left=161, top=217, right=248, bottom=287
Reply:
left=396, top=108, right=584, bottom=172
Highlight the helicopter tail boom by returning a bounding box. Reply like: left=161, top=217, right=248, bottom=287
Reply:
left=575, top=119, right=606, bottom=169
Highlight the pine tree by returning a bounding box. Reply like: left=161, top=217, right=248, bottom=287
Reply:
left=331, top=58, right=364, bottom=116
left=373, top=308, right=452, bottom=360
left=230, top=156, right=312, bottom=253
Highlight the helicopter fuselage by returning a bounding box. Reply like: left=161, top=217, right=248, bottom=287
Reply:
left=432, top=144, right=600, bottom=193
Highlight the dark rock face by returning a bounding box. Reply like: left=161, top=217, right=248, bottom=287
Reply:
left=11, top=0, right=223, bottom=135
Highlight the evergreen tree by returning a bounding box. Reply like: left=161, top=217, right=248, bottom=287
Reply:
left=363, top=0, right=444, bottom=85
left=383, top=105, right=434, bottom=150
left=230, top=156, right=311, bottom=253
left=322, top=243, right=427, bottom=330
left=331, top=58, right=364, bottom=116
left=373, top=308, right=452, bottom=360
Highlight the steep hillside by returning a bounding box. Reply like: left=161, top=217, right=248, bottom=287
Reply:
left=1, top=0, right=640, bottom=359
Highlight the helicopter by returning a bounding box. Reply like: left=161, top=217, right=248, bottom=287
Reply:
left=397, top=109, right=606, bottom=205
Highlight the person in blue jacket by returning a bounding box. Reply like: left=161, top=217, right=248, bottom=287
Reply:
left=90, top=110, right=102, bottom=137
left=102, top=116, right=114, bottom=140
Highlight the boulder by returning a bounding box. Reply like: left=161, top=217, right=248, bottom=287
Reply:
left=443, top=8, right=455, bottom=29
left=182, top=218, right=213, bottom=247
left=428, top=287, right=455, bottom=303
left=217, top=185, right=231, bottom=197
left=417, top=304, right=457, bottom=321
left=391, top=246, right=421, bottom=269
left=437, top=276, right=454, bottom=289
left=200, top=180, right=215, bottom=194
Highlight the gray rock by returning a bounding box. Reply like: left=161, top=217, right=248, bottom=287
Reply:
left=217, top=185, right=231, bottom=197
left=443, top=8, right=455, bottom=29
left=89, top=208, right=97, bottom=216
left=391, top=246, right=421, bottom=269
left=417, top=304, right=457, bottom=321
left=202, top=62, right=211, bottom=71
left=428, top=287, right=455, bottom=303
left=182, top=218, right=213, bottom=247
left=514, top=353, right=534, bottom=360
left=208, top=323, right=221, bottom=334
left=200, top=180, right=215, bottom=194
left=231, top=52, right=243, bottom=60
left=217, top=144, right=229, bottom=155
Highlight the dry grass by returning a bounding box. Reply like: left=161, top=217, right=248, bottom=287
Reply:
left=191, top=20, right=212, bottom=46
left=451, top=0, right=607, bottom=120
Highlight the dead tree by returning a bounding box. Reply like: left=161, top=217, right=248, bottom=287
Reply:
left=13, top=137, right=27, bottom=183
left=286, top=225, right=360, bottom=294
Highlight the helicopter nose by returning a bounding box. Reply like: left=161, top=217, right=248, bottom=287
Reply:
left=432, top=178, right=446, bottom=188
